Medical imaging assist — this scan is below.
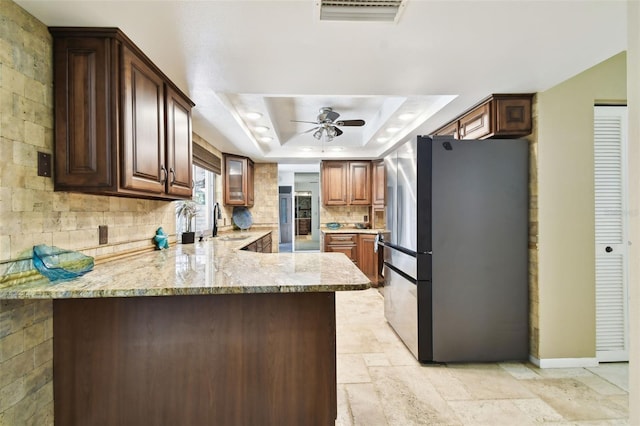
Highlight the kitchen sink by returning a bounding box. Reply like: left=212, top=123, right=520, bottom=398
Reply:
left=220, top=236, right=249, bottom=241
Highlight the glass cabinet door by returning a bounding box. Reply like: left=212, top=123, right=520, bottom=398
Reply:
left=226, top=157, right=245, bottom=204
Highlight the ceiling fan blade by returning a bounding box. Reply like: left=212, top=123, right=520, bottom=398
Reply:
left=301, top=126, right=320, bottom=134
left=334, top=126, right=343, bottom=137
left=291, top=120, right=320, bottom=125
left=335, top=119, right=365, bottom=127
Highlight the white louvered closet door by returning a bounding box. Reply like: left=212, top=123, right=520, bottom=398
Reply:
left=594, top=105, right=628, bottom=362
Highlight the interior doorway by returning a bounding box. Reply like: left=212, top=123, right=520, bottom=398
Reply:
left=279, top=186, right=292, bottom=252
left=594, top=105, right=629, bottom=362
left=294, top=173, right=320, bottom=252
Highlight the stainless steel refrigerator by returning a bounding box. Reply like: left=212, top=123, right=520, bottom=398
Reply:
left=381, top=135, right=528, bottom=363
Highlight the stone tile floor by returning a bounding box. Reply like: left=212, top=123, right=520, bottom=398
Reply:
left=335, top=289, right=629, bottom=425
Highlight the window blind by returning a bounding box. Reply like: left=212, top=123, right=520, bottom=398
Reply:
left=193, top=143, right=221, bottom=175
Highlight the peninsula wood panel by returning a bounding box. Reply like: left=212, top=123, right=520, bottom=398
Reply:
left=54, top=293, right=337, bottom=425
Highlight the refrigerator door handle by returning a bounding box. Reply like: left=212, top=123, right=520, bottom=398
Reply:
left=379, top=241, right=417, bottom=257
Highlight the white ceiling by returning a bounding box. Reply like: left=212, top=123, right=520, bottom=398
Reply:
left=16, top=0, right=627, bottom=164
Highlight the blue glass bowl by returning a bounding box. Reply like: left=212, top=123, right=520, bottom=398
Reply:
left=326, top=222, right=341, bottom=230
left=32, top=245, right=94, bottom=282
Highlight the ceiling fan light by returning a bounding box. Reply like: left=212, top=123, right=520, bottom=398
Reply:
left=313, top=129, right=323, bottom=140
left=327, top=127, right=337, bottom=138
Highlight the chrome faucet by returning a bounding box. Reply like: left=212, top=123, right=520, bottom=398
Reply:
left=212, top=202, right=221, bottom=237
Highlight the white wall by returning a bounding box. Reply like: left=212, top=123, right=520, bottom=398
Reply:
left=536, top=52, right=626, bottom=362
left=626, top=1, right=639, bottom=421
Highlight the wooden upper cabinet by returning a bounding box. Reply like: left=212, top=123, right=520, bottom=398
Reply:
left=348, top=162, right=371, bottom=205
left=321, top=161, right=349, bottom=206
left=223, top=153, right=254, bottom=207
left=50, top=27, right=194, bottom=200
left=459, top=103, right=490, bottom=140
left=53, top=35, right=112, bottom=189
left=165, top=86, right=194, bottom=197
left=121, top=45, right=165, bottom=195
left=347, top=161, right=371, bottom=206
left=372, top=159, right=386, bottom=207
left=246, top=159, right=255, bottom=206
left=433, top=120, right=459, bottom=139
left=321, top=161, right=371, bottom=206
left=433, top=94, right=533, bottom=140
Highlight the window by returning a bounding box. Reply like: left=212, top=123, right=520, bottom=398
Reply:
left=176, top=164, right=217, bottom=237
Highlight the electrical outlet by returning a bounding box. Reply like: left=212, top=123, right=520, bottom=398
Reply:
left=37, top=152, right=52, bottom=177
left=99, top=225, right=108, bottom=245
left=364, top=215, right=368, bottom=222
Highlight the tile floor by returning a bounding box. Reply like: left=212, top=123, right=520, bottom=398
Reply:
left=335, top=289, right=629, bottom=425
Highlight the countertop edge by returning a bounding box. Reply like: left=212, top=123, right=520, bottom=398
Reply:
left=0, top=230, right=372, bottom=300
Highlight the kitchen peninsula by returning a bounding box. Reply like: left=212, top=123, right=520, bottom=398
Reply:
left=0, top=231, right=370, bottom=425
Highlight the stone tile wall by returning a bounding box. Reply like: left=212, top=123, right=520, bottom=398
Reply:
left=0, top=299, right=53, bottom=425
left=320, top=205, right=371, bottom=228
left=0, top=1, right=172, bottom=422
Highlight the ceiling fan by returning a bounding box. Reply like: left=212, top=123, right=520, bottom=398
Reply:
left=292, top=107, right=365, bottom=142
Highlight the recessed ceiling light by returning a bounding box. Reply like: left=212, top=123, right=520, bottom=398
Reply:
left=398, top=113, right=415, bottom=121
left=246, top=112, right=262, bottom=120
left=254, top=126, right=269, bottom=133
left=260, top=136, right=273, bottom=142
left=377, top=137, right=389, bottom=143
left=301, top=147, right=313, bottom=152
left=330, top=147, right=344, bottom=152
left=386, top=127, right=401, bottom=133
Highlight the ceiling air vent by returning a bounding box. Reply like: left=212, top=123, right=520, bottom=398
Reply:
left=318, top=0, right=407, bottom=23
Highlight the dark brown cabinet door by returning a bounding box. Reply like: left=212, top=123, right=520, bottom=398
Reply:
left=372, top=160, right=386, bottom=207
left=434, top=120, right=460, bottom=139
left=121, top=45, right=165, bottom=194
left=247, top=159, right=255, bottom=207
left=432, top=94, right=533, bottom=140
left=349, top=161, right=371, bottom=205
left=51, top=28, right=194, bottom=200
left=53, top=35, right=114, bottom=190
left=459, top=103, right=490, bottom=140
left=223, top=154, right=254, bottom=206
left=165, top=86, right=193, bottom=197
left=321, top=161, right=349, bottom=205
left=493, top=96, right=533, bottom=136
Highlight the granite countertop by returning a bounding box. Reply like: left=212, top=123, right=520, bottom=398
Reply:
left=0, top=231, right=371, bottom=299
left=321, top=228, right=389, bottom=234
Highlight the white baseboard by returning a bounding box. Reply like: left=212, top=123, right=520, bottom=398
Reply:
left=529, top=355, right=599, bottom=368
